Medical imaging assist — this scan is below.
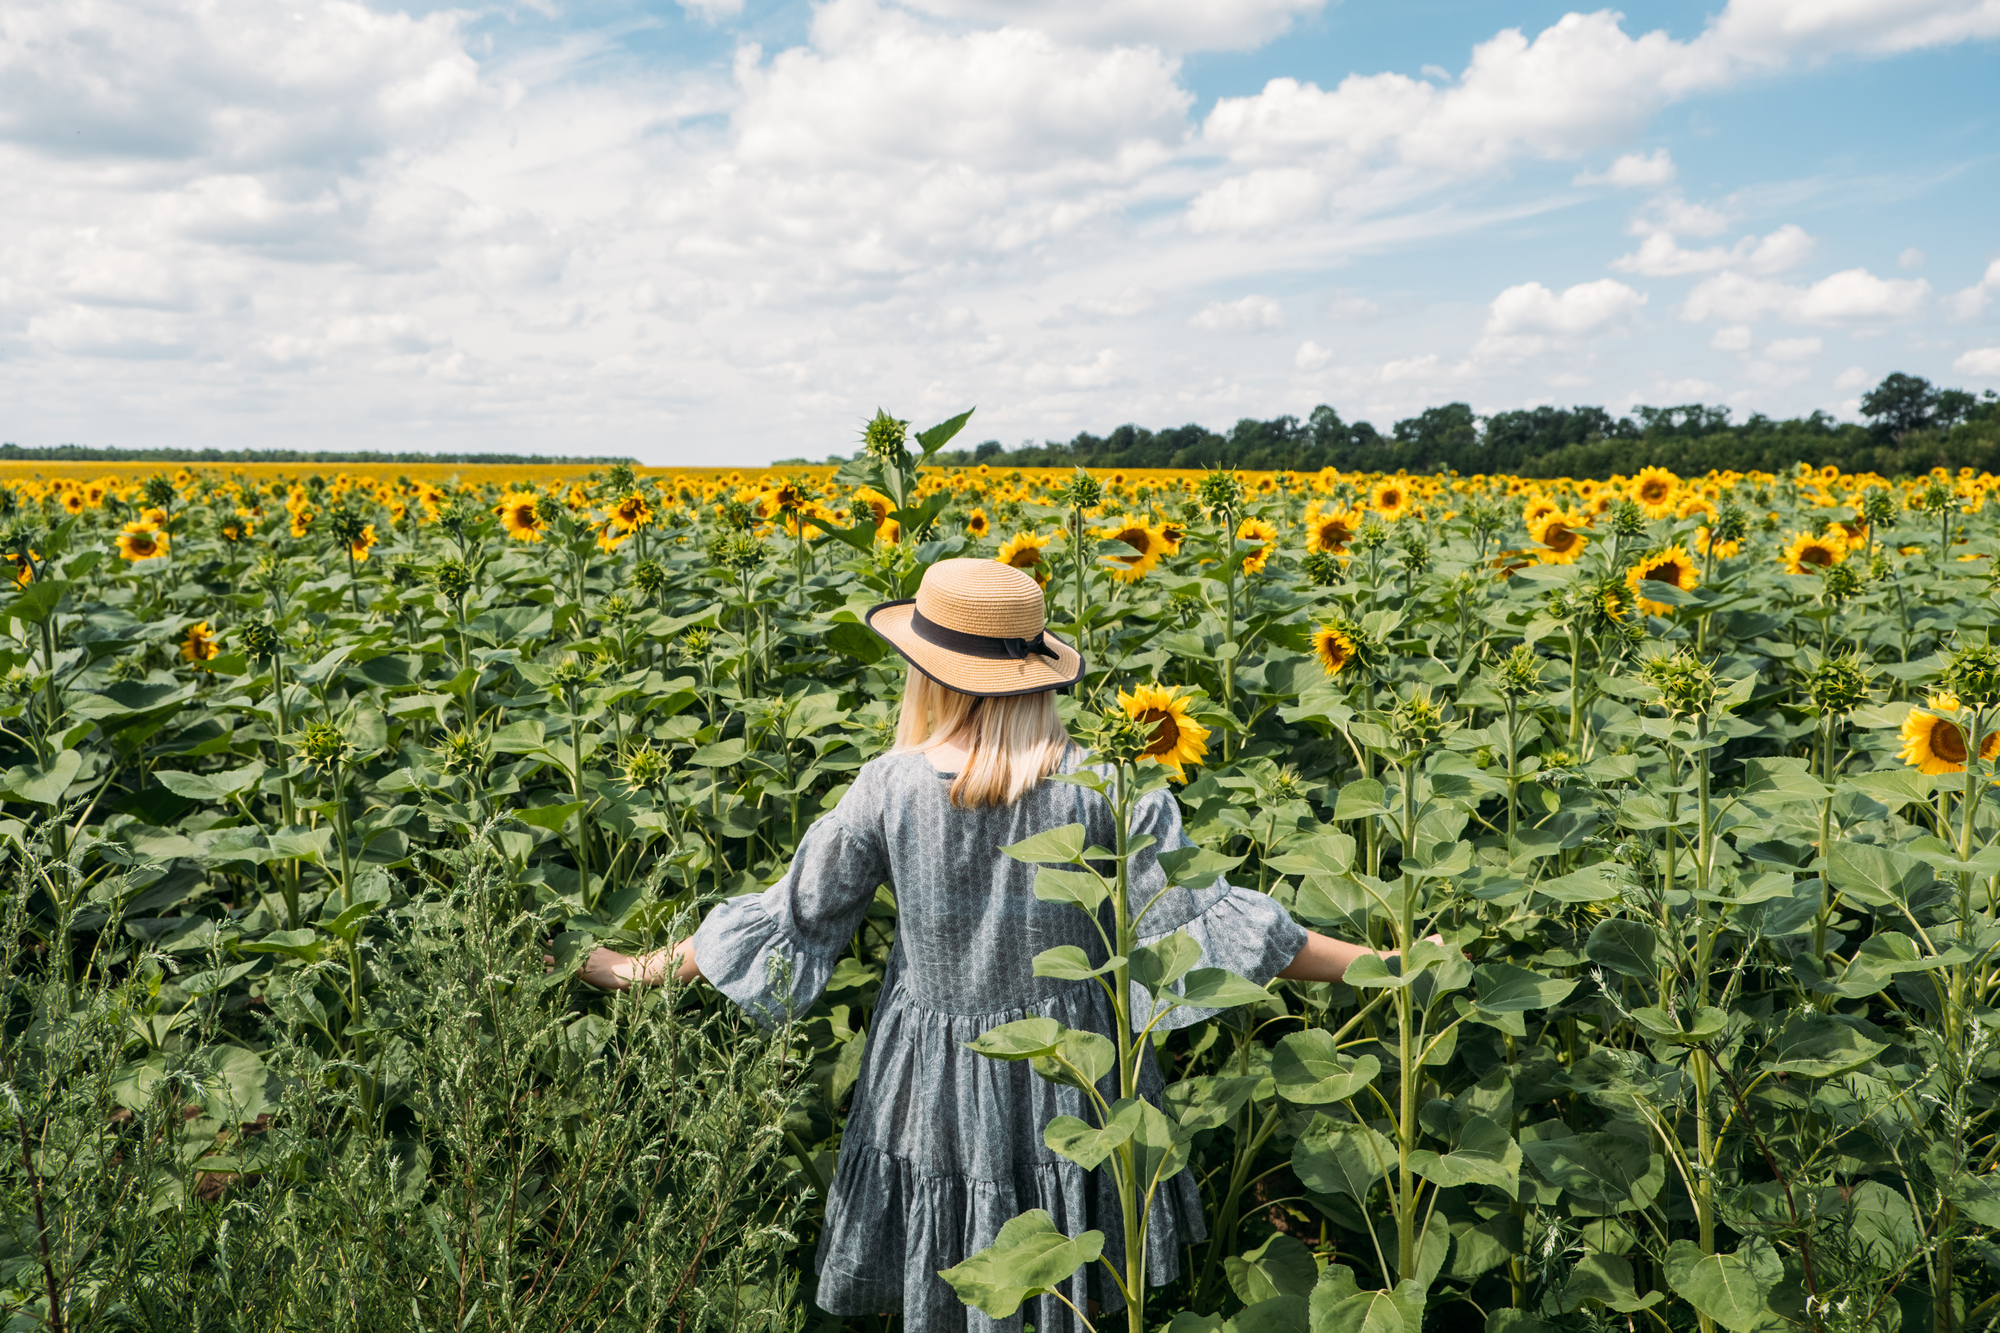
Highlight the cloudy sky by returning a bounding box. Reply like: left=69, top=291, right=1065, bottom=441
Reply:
left=4, top=0, right=1998, bottom=464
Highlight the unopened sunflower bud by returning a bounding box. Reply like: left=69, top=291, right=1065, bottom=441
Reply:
left=432, top=728, right=486, bottom=776
left=1609, top=499, right=1646, bottom=538
left=1194, top=470, right=1243, bottom=516
left=431, top=556, right=474, bottom=602
left=1943, top=643, right=2000, bottom=708
left=1640, top=648, right=1719, bottom=717
left=1388, top=688, right=1445, bottom=747
left=298, top=719, right=347, bottom=772
left=1807, top=652, right=1870, bottom=716
left=630, top=557, right=668, bottom=600
left=861, top=409, right=911, bottom=465
left=1492, top=644, right=1544, bottom=698
left=621, top=742, right=673, bottom=792
left=238, top=620, right=282, bottom=661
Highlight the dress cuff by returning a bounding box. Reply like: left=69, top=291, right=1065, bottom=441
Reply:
left=690, top=891, right=838, bottom=1029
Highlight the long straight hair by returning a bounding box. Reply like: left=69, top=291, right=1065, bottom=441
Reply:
left=892, top=666, right=1074, bottom=808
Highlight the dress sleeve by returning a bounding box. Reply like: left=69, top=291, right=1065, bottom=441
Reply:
left=1123, top=785, right=1308, bottom=1031
left=690, top=797, right=888, bottom=1029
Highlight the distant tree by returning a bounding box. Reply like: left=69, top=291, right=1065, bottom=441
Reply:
left=1861, top=372, right=1941, bottom=440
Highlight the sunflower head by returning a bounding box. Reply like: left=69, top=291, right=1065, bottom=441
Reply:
left=1630, top=467, right=1680, bottom=518
left=1626, top=544, right=1699, bottom=615
left=180, top=621, right=219, bottom=664
left=1900, top=694, right=2000, bottom=775
left=1780, top=529, right=1846, bottom=575
left=115, top=523, right=167, bottom=562
left=1306, top=508, right=1358, bottom=556
left=497, top=491, right=545, bottom=543
left=965, top=508, right=990, bottom=539
left=1387, top=688, right=1446, bottom=750
left=1098, top=517, right=1164, bottom=581
left=996, top=531, right=1051, bottom=586
left=1312, top=623, right=1357, bottom=677
left=1529, top=510, right=1590, bottom=564
left=1943, top=643, right=2000, bottom=709
left=1806, top=651, right=1870, bottom=716
left=1491, top=643, right=1544, bottom=698
left=1115, top=683, right=1210, bottom=781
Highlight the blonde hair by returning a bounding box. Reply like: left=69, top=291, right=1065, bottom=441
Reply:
left=892, top=666, right=1074, bottom=808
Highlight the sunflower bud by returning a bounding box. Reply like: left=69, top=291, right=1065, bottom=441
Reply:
left=1088, top=706, right=1155, bottom=766
left=1608, top=499, right=1647, bottom=538
left=630, top=557, right=668, bottom=600
left=1057, top=468, right=1106, bottom=512
left=1193, top=470, right=1243, bottom=517
left=621, top=742, right=673, bottom=793
left=432, top=728, right=487, bottom=777
left=599, top=593, right=633, bottom=623
left=1352, top=515, right=1389, bottom=554
left=298, top=719, right=347, bottom=773
left=861, top=409, right=911, bottom=466
left=1394, top=526, right=1432, bottom=576
left=1859, top=486, right=1897, bottom=530
left=1914, top=478, right=1956, bottom=516
left=1492, top=644, right=1544, bottom=698
left=1640, top=649, right=1719, bottom=717
left=329, top=506, right=369, bottom=548
left=143, top=475, right=176, bottom=509
left=1821, top=559, right=1865, bottom=606
left=716, top=531, right=765, bottom=573
left=1711, top=502, right=1750, bottom=547
left=1168, top=591, right=1204, bottom=627
left=239, top=620, right=282, bottom=661
left=1302, top=549, right=1341, bottom=587
left=1806, top=652, right=1870, bottom=716
left=605, top=463, right=637, bottom=494
left=432, top=556, right=474, bottom=602
left=1942, top=643, right=2000, bottom=709
left=548, top=653, right=598, bottom=691
left=678, top=627, right=715, bottom=660
left=1388, top=688, right=1445, bottom=748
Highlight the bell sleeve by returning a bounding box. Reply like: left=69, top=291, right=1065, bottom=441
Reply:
left=690, top=797, right=889, bottom=1029
left=1123, top=785, right=1307, bottom=1031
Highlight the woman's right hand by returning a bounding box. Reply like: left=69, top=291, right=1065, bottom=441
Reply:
left=570, top=940, right=703, bottom=991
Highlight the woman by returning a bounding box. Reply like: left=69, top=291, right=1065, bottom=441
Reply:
left=580, top=558, right=1400, bottom=1333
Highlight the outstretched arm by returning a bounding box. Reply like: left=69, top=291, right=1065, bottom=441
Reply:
left=1275, top=929, right=1445, bottom=983
left=574, top=939, right=704, bottom=991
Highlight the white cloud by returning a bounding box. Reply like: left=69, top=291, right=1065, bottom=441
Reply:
left=679, top=0, right=747, bottom=20
left=1707, top=0, right=2000, bottom=59
left=1957, top=347, right=2000, bottom=379
left=892, top=0, right=1327, bottom=51
left=1834, top=366, right=1872, bottom=390
left=1613, top=223, right=1814, bottom=276
left=1485, top=278, right=1646, bottom=337
left=1327, top=295, right=1385, bottom=323
left=1764, top=335, right=1822, bottom=361
left=1683, top=267, right=1930, bottom=325
left=1899, top=246, right=1927, bottom=269
left=1711, top=324, right=1753, bottom=350
left=1574, top=148, right=1676, bottom=187
left=1295, top=340, right=1335, bottom=370
left=1951, top=259, right=2000, bottom=318
left=1049, top=287, right=1162, bottom=324
left=1189, top=294, right=1286, bottom=332
left=1381, top=353, right=1441, bottom=384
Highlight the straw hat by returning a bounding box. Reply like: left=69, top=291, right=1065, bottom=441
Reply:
left=866, top=558, right=1084, bottom=697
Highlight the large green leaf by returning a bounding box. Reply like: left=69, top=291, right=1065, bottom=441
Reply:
left=1663, top=1237, right=1783, bottom=1333
left=1132, top=932, right=1203, bottom=994
left=1473, top=963, right=1576, bottom=1013
left=1825, top=840, right=1932, bottom=910
left=1407, top=1115, right=1521, bottom=1192
left=1294, top=1116, right=1395, bottom=1202
left=1226, top=1232, right=1318, bottom=1305
left=1033, top=866, right=1109, bottom=912
left=1165, top=1075, right=1263, bottom=1132
left=1043, top=1109, right=1135, bottom=1171
left=3, top=749, right=82, bottom=806
left=1175, top=967, right=1272, bottom=1010
left=1521, top=1132, right=1656, bottom=1209
left=1769, top=1012, right=1889, bottom=1078
left=936, top=1209, right=1102, bottom=1318
left=1584, top=918, right=1657, bottom=978
left=154, top=762, right=267, bottom=802
left=1559, top=1252, right=1660, bottom=1314
left=962, top=1017, right=1062, bottom=1060
left=1272, top=1030, right=1379, bottom=1104
left=1003, top=823, right=1088, bottom=865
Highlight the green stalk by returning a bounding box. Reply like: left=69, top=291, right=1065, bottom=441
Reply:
left=1108, top=761, right=1144, bottom=1333
left=1222, top=504, right=1238, bottom=760
left=1396, top=755, right=1419, bottom=1282
left=1503, top=695, right=1519, bottom=852
left=1567, top=622, right=1584, bottom=748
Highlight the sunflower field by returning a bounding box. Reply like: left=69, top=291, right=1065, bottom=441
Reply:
left=10, top=410, right=2000, bottom=1333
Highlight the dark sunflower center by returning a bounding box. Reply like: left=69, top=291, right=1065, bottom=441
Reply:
left=1010, top=549, right=1041, bottom=568
left=1545, top=525, right=1575, bottom=549
left=1935, top=720, right=1969, bottom=764
left=1802, top=545, right=1832, bottom=567
left=1641, top=481, right=1669, bottom=502
left=1140, top=708, right=1179, bottom=757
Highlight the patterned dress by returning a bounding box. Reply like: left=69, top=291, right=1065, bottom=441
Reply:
left=691, top=749, right=1307, bottom=1333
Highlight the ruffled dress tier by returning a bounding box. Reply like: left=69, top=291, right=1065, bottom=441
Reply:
left=691, top=750, right=1306, bottom=1333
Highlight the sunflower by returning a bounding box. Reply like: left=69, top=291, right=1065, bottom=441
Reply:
left=1369, top=479, right=1410, bottom=521
left=1236, top=517, right=1278, bottom=574
left=4, top=551, right=35, bottom=586
left=1694, top=525, right=1741, bottom=559
left=1304, top=507, right=1359, bottom=557
left=289, top=507, right=315, bottom=539
left=1780, top=529, right=1846, bottom=575
left=61, top=491, right=86, bottom=515
left=1626, top=544, right=1699, bottom=615
left=349, top=524, right=377, bottom=562
left=1097, top=516, right=1165, bottom=581
left=180, top=621, right=219, bottom=664
left=1677, top=493, right=1719, bottom=524
left=219, top=515, right=251, bottom=543
left=1521, top=495, right=1561, bottom=531
left=115, top=522, right=168, bottom=562
left=965, top=508, right=990, bottom=539
left=1312, top=624, right=1356, bottom=677
left=596, top=525, right=631, bottom=554
left=1900, top=693, right=2000, bottom=775
left=852, top=488, right=892, bottom=528
left=877, top=517, right=901, bottom=546
left=1528, top=510, right=1590, bottom=565
left=1118, top=683, right=1210, bottom=782
left=996, top=531, right=1051, bottom=587
left=608, top=493, right=653, bottom=533
left=497, top=491, right=546, bottom=543
left=1156, top=521, right=1185, bottom=555
left=1629, top=467, right=1679, bottom=520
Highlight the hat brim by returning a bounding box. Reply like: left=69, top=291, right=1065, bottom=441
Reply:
left=864, top=599, right=1085, bottom=698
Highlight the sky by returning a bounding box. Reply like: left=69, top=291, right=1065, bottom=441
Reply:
left=3, top=0, right=1998, bottom=465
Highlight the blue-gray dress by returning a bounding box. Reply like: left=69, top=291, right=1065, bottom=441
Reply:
left=691, top=749, right=1307, bottom=1333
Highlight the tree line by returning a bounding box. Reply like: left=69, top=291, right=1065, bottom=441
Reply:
left=936, top=372, right=2000, bottom=479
